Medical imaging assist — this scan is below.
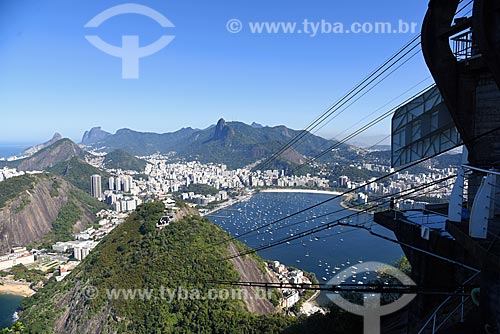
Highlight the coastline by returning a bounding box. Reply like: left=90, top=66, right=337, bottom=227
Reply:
left=201, top=194, right=253, bottom=217
left=0, top=282, right=35, bottom=297
left=339, top=193, right=367, bottom=213
left=300, top=290, right=326, bottom=316
left=260, top=188, right=343, bottom=196
left=203, top=188, right=353, bottom=217
left=339, top=193, right=354, bottom=210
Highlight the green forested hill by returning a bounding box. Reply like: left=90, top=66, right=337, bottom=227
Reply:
left=15, top=202, right=366, bottom=334
left=19, top=202, right=294, bottom=333
left=81, top=119, right=358, bottom=169
left=47, top=157, right=110, bottom=193
left=0, top=174, right=36, bottom=209
left=103, top=149, right=147, bottom=172
left=0, top=138, right=110, bottom=193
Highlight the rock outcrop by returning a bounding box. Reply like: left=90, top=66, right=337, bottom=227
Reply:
left=0, top=174, right=97, bottom=252
left=22, top=133, right=63, bottom=156
left=17, top=139, right=84, bottom=172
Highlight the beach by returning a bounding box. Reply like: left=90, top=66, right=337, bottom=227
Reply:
left=203, top=188, right=350, bottom=217
left=261, top=188, right=355, bottom=209
left=260, top=188, right=343, bottom=196
left=0, top=281, right=35, bottom=297
left=300, top=290, right=327, bottom=316
left=200, top=195, right=251, bottom=217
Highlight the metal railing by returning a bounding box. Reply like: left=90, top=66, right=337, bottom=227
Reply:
left=451, top=30, right=474, bottom=61
left=418, top=272, right=479, bottom=334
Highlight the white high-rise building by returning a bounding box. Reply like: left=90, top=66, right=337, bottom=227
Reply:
left=114, top=201, right=122, bottom=212
left=338, top=175, right=349, bottom=188
left=115, top=176, right=121, bottom=191
left=125, top=199, right=136, bottom=211
left=90, top=175, right=102, bottom=199
left=123, top=176, right=131, bottom=193
left=73, top=241, right=98, bottom=260
left=108, top=177, right=115, bottom=191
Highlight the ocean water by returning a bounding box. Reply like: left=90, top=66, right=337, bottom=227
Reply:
left=206, top=192, right=403, bottom=305
left=0, top=145, right=29, bottom=159
left=0, top=295, right=23, bottom=329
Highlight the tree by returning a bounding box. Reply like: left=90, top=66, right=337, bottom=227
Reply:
left=0, top=321, right=26, bottom=334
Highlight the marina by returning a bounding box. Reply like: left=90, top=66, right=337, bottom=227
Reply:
left=207, top=192, right=404, bottom=305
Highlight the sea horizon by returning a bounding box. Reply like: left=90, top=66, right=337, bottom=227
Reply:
left=0, top=144, right=32, bottom=159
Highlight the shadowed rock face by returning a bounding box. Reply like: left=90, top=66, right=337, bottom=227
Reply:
left=0, top=174, right=95, bottom=252
left=81, top=127, right=111, bottom=145
left=22, top=133, right=63, bottom=156
left=79, top=120, right=359, bottom=169
left=17, top=139, right=84, bottom=172
left=212, top=118, right=235, bottom=142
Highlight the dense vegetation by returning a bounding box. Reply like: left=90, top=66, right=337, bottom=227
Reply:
left=0, top=322, right=25, bottom=334
left=69, top=189, right=109, bottom=215
left=9, top=264, right=46, bottom=284
left=81, top=120, right=356, bottom=169
left=183, top=183, right=219, bottom=196
left=103, top=149, right=147, bottom=172
left=327, top=165, right=385, bottom=184
left=0, top=175, right=35, bottom=209
left=39, top=190, right=107, bottom=247
left=47, top=157, right=110, bottom=192
left=45, top=202, right=81, bottom=243
left=19, top=202, right=295, bottom=333
left=13, top=201, right=403, bottom=333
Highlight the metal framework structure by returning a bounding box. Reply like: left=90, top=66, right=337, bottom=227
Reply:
left=391, top=86, right=462, bottom=167
left=204, top=280, right=473, bottom=296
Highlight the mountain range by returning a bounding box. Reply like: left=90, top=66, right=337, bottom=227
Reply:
left=0, top=138, right=147, bottom=188
left=1, top=119, right=362, bottom=174
left=0, top=119, right=360, bottom=265
left=80, top=118, right=358, bottom=169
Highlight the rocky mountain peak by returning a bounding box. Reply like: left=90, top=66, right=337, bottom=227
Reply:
left=213, top=118, right=234, bottom=141
left=81, top=127, right=111, bottom=145
left=22, top=132, right=64, bottom=156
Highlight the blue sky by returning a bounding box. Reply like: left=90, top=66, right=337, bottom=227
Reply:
left=0, top=0, right=433, bottom=144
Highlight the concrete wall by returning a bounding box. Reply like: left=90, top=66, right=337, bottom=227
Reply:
left=0, top=254, right=35, bottom=270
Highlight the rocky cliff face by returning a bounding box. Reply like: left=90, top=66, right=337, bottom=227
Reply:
left=22, top=133, right=63, bottom=156
left=81, top=127, right=111, bottom=145
left=17, top=139, right=84, bottom=172
left=0, top=174, right=96, bottom=252
left=212, top=118, right=235, bottom=143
